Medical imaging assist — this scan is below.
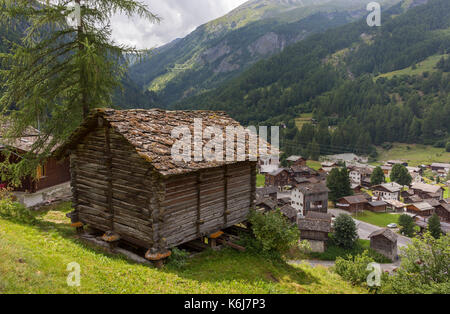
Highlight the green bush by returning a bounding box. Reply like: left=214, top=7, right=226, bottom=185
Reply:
left=398, top=214, right=415, bottom=237
left=0, top=191, right=35, bottom=224
left=335, top=251, right=388, bottom=292
left=167, top=247, right=190, bottom=269
left=382, top=233, right=450, bottom=294
left=333, top=214, right=358, bottom=249
left=335, top=251, right=375, bottom=286
left=248, top=209, right=300, bottom=258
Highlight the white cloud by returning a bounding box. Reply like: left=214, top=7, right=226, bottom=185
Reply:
left=110, top=0, right=248, bottom=49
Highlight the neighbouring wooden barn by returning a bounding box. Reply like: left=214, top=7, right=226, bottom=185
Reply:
left=0, top=122, right=70, bottom=206
left=297, top=211, right=332, bottom=253
left=367, top=200, right=388, bottom=213
left=369, top=228, right=398, bottom=261
left=55, top=109, right=261, bottom=259
left=336, top=195, right=368, bottom=213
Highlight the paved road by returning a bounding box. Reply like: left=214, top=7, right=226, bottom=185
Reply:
left=329, top=208, right=412, bottom=250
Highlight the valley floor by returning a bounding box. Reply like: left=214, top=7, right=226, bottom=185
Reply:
left=0, top=204, right=365, bottom=294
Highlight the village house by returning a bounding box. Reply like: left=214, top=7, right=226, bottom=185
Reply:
left=369, top=228, right=398, bottom=261
left=384, top=199, right=407, bottom=213
left=386, top=160, right=408, bottom=167
left=430, top=163, right=450, bottom=173
left=380, top=165, right=392, bottom=176
left=291, top=182, right=329, bottom=217
left=286, top=155, right=307, bottom=167
left=406, top=202, right=435, bottom=217
left=55, top=109, right=261, bottom=259
left=436, top=201, right=450, bottom=223
left=255, top=198, right=277, bottom=213
left=265, top=168, right=290, bottom=189
left=348, top=165, right=373, bottom=187
left=372, top=182, right=402, bottom=201
left=290, top=165, right=319, bottom=179
left=256, top=186, right=278, bottom=201
left=336, top=194, right=369, bottom=213
left=367, top=200, right=388, bottom=213
left=297, top=211, right=332, bottom=253
left=280, top=204, right=297, bottom=223
left=410, top=182, right=444, bottom=200
left=324, top=153, right=368, bottom=164
left=0, top=123, right=71, bottom=207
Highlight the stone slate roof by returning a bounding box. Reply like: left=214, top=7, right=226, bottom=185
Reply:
left=256, top=186, right=278, bottom=197
left=295, top=183, right=329, bottom=195
left=286, top=155, right=304, bottom=162
left=280, top=204, right=297, bottom=220
left=368, top=201, right=387, bottom=207
left=411, top=182, right=442, bottom=194
left=56, top=108, right=271, bottom=176
left=369, top=228, right=398, bottom=243
left=255, top=197, right=277, bottom=210
left=0, top=121, right=44, bottom=152
left=298, top=214, right=332, bottom=233
left=339, top=194, right=369, bottom=205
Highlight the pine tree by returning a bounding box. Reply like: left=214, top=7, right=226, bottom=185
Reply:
left=339, top=167, right=353, bottom=197
left=327, top=168, right=341, bottom=204
left=371, top=166, right=385, bottom=185
left=0, top=0, right=159, bottom=181
left=428, top=214, right=442, bottom=239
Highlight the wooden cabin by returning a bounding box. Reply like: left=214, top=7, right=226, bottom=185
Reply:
left=297, top=211, right=332, bottom=253
left=369, top=228, right=398, bottom=261
left=56, top=109, right=260, bottom=257
left=336, top=195, right=369, bottom=213
left=0, top=122, right=70, bottom=203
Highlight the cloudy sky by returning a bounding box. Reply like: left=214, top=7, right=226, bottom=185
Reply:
left=111, top=0, right=248, bottom=49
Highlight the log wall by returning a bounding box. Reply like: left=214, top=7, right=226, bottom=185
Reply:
left=71, top=119, right=256, bottom=252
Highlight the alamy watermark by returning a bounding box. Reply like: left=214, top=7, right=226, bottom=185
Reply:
left=366, top=262, right=382, bottom=287
left=171, top=119, right=279, bottom=163
left=367, top=2, right=381, bottom=27
left=67, top=262, right=81, bottom=287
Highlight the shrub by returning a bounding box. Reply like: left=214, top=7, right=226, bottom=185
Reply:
left=248, top=209, right=300, bottom=258
left=382, top=233, right=450, bottom=294
left=0, top=190, right=35, bottom=224
left=333, top=214, right=358, bottom=249
left=167, top=247, right=190, bottom=269
left=446, top=142, right=450, bottom=153
left=428, top=214, right=442, bottom=239
left=335, top=251, right=378, bottom=287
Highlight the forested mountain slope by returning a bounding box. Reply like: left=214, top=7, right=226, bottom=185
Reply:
left=177, top=0, right=450, bottom=158
left=128, top=0, right=401, bottom=106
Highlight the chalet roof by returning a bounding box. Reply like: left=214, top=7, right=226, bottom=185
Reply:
left=411, top=182, right=443, bottom=194
left=55, top=108, right=270, bottom=176
left=369, top=228, right=398, bottom=243
left=290, top=165, right=317, bottom=175
left=305, top=211, right=332, bottom=221
left=368, top=201, right=387, bottom=207
left=431, top=163, right=450, bottom=169
left=280, top=204, right=297, bottom=220
left=255, top=197, right=277, bottom=210
left=410, top=202, right=434, bottom=211
left=339, top=194, right=369, bottom=205
left=297, top=216, right=332, bottom=233
left=373, top=182, right=402, bottom=193
left=437, top=203, right=450, bottom=213
left=0, top=121, right=43, bottom=153
left=408, top=195, right=423, bottom=203
left=384, top=199, right=406, bottom=208
left=286, top=155, right=304, bottom=162
left=267, top=168, right=288, bottom=176
left=295, top=183, right=329, bottom=195
left=256, top=186, right=278, bottom=196
left=424, top=199, right=441, bottom=208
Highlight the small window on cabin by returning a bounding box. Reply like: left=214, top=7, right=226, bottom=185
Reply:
left=36, top=164, right=47, bottom=179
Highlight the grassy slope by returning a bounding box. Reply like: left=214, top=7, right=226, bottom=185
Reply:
left=376, top=54, right=448, bottom=79
left=0, top=205, right=365, bottom=294
left=309, top=239, right=391, bottom=263
left=257, top=174, right=266, bottom=187
left=295, top=113, right=313, bottom=131
left=375, top=143, right=450, bottom=167
left=353, top=211, right=400, bottom=228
